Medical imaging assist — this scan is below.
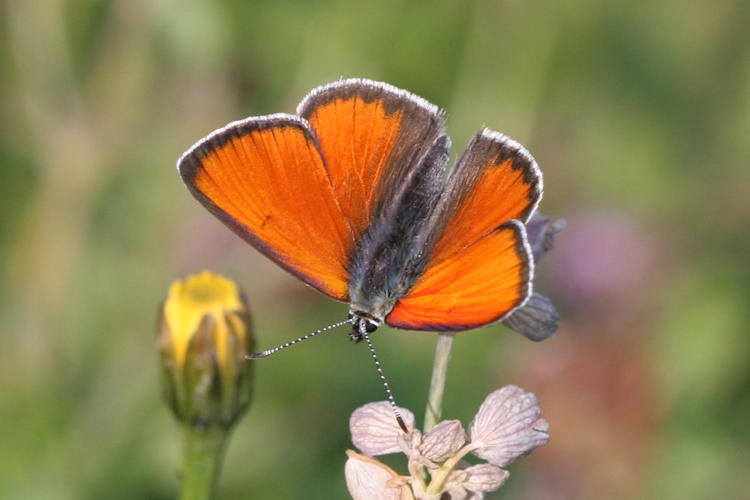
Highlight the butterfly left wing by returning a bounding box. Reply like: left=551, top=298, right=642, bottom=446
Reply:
left=386, top=129, right=541, bottom=331
left=177, top=114, right=353, bottom=300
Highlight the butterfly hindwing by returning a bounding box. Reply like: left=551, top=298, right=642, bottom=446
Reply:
left=386, top=220, right=533, bottom=331
left=177, top=114, right=352, bottom=300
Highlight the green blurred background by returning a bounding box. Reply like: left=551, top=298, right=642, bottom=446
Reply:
left=2, top=0, right=749, bottom=498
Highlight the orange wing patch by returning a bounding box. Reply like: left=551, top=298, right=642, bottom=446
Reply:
left=430, top=129, right=542, bottom=266
left=178, top=115, right=352, bottom=300
left=303, top=95, right=401, bottom=237
left=386, top=221, right=532, bottom=331
left=298, top=80, right=445, bottom=241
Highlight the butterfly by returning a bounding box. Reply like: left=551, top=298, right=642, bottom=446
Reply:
left=177, top=79, right=554, bottom=344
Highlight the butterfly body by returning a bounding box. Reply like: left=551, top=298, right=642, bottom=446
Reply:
left=347, top=135, right=451, bottom=340
left=178, top=79, right=542, bottom=338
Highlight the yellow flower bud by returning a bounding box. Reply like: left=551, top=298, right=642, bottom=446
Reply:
left=157, top=271, right=253, bottom=428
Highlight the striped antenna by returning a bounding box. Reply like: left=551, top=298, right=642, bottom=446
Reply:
left=246, top=319, right=350, bottom=359
left=361, top=331, right=408, bottom=433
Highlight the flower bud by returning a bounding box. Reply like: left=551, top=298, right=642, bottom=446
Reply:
left=350, top=401, right=416, bottom=456
left=447, top=463, right=510, bottom=497
left=419, top=419, right=466, bottom=462
left=344, top=450, right=412, bottom=500
left=524, top=214, right=566, bottom=263
left=157, top=271, right=253, bottom=429
left=502, top=293, right=560, bottom=342
left=469, top=385, right=549, bottom=467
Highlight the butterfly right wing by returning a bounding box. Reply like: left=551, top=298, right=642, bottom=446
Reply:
left=386, top=129, right=541, bottom=331
left=386, top=220, right=533, bottom=331
left=429, top=128, right=542, bottom=265
left=177, top=114, right=353, bottom=300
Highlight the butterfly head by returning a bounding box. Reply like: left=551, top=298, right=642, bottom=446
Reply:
left=348, top=310, right=382, bottom=343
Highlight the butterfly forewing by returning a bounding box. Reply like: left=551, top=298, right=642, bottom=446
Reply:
left=297, top=79, right=446, bottom=244
left=429, top=128, right=542, bottom=265
left=178, top=114, right=352, bottom=300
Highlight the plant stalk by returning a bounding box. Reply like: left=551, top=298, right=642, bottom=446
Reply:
left=180, top=426, right=229, bottom=500
left=423, top=333, right=455, bottom=432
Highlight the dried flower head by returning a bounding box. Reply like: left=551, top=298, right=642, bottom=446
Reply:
left=345, top=450, right=414, bottom=500
left=502, top=213, right=565, bottom=342
left=524, top=213, right=566, bottom=263
left=469, top=385, right=549, bottom=467
left=420, top=420, right=466, bottom=463
left=345, top=385, right=548, bottom=499
left=350, top=401, right=416, bottom=456
left=446, top=463, right=510, bottom=499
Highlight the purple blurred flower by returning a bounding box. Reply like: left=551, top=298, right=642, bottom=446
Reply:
left=548, top=212, right=658, bottom=318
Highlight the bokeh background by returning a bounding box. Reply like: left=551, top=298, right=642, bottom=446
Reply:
left=2, top=0, right=749, bottom=498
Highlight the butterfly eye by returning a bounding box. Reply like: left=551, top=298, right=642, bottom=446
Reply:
left=365, top=320, right=378, bottom=333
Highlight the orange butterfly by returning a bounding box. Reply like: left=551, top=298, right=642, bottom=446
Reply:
left=177, top=79, right=546, bottom=343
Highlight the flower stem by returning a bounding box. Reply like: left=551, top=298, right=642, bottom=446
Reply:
left=180, top=426, right=229, bottom=500
left=425, top=443, right=477, bottom=495
left=423, top=333, right=455, bottom=432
